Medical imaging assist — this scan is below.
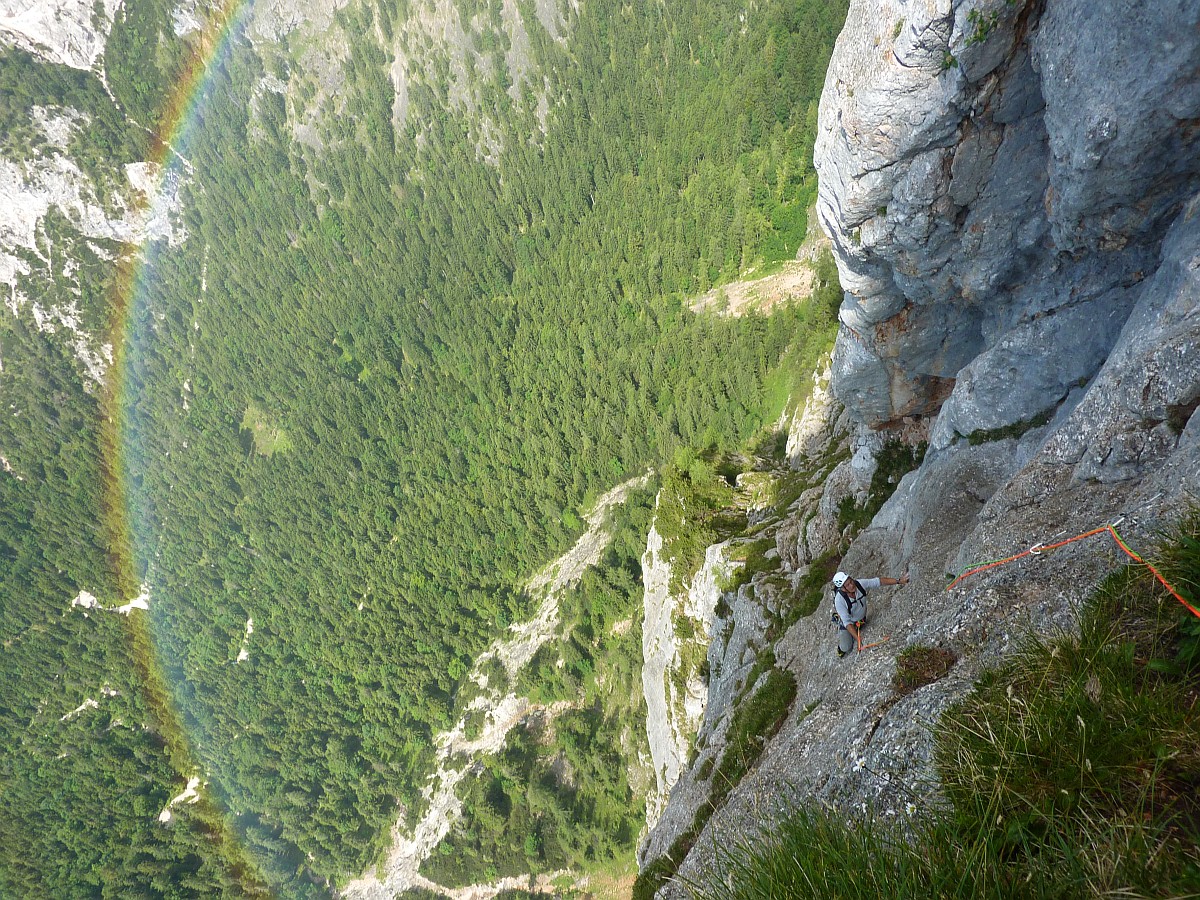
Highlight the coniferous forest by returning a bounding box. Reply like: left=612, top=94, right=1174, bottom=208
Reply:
left=0, top=0, right=847, bottom=894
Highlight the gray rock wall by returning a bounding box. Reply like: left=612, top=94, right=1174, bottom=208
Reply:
left=640, top=523, right=734, bottom=832
left=816, top=0, right=1200, bottom=440
left=644, top=1, right=1200, bottom=893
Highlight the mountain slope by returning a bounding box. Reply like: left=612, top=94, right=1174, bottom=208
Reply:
left=1, top=0, right=848, bottom=892
left=641, top=0, right=1200, bottom=892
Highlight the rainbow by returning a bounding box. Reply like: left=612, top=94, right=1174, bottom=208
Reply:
left=98, top=0, right=268, bottom=889
left=104, top=0, right=252, bottom=492
left=146, top=0, right=250, bottom=168
left=103, top=0, right=253, bottom=610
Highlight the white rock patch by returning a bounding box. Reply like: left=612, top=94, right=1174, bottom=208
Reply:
left=157, top=776, right=202, bottom=824
left=0, top=152, right=184, bottom=383
left=124, top=161, right=186, bottom=246
left=235, top=617, right=254, bottom=663
left=639, top=522, right=676, bottom=825
left=1, top=454, right=23, bottom=480
left=0, top=0, right=122, bottom=70
left=171, top=0, right=204, bottom=36
left=60, top=697, right=98, bottom=721
left=111, top=584, right=151, bottom=615
left=71, top=590, right=100, bottom=609
left=71, top=584, right=150, bottom=615
left=31, top=105, right=90, bottom=150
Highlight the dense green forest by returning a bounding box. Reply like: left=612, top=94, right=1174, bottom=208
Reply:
left=0, top=45, right=268, bottom=899
left=424, top=488, right=655, bottom=886
left=124, top=0, right=846, bottom=886
left=0, top=292, right=269, bottom=898
left=1, top=0, right=846, bottom=891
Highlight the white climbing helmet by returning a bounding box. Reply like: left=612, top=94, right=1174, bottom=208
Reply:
left=832, top=571, right=848, bottom=588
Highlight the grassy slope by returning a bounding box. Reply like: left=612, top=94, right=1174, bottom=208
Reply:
left=694, top=518, right=1200, bottom=899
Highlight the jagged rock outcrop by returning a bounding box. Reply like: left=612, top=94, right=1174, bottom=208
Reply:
left=817, top=0, right=1200, bottom=550
left=817, top=0, right=1200, bottom=441
left=644, top=1, right=1200, bottom=893
left=777, top=356, right=885, bottom=570
left=641, top=522, right=735, bottom=830
left=638, top=574, right=773, bottom=869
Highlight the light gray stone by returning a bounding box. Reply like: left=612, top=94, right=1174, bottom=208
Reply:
left=1033, top=0, right=1200, bottom=254
left=803, top=514, right=842, bottom=567
left=646, top=2, right=1200, bottom=893
left=819, top=0, right=1200, bottom=431
left=774, top=517, right=802, bottom=572
left=930, top=284, right=1137, bottom=449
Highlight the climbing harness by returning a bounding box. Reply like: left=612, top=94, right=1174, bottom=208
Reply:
left=947, top=519, right=1200, bottom=620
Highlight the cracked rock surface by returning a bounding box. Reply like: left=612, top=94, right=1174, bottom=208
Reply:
left=817, top=0, right=1200, bottom=435
left=646, top=1, right=1200, bottom=893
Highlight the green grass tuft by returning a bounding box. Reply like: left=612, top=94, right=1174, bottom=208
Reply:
left=721, top=536, right=783, bottom=594
left=966, top=409, right=1052, bottom=446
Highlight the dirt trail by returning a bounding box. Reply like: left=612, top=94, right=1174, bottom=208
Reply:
left=341, top=474, right=648, bottom=900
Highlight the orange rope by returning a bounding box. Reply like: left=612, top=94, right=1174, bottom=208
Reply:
left=1108, top=526, right=1200, bottom=619
left=947, top=524, right=1200, bottom=620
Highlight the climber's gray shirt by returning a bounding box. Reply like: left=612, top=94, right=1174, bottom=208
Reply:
left=835, top=577, right=881, bottom=626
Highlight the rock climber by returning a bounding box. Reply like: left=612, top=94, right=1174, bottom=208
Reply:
left=833, top=570, right=908, bottom=657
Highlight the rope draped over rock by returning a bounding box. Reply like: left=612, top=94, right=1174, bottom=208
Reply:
left=947, top=521, right=1200, bottom=620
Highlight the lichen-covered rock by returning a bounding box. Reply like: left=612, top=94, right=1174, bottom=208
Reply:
left=774, top=516, right=803, bottom=571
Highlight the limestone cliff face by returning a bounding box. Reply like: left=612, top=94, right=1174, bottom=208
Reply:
left=641, top=520, right=735, bottom=832
left=815, top=0, right=1200, bottom=569
left=644, top=1, right=1200, bottom=892
left=817, top=0, right=1200, bottom=442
